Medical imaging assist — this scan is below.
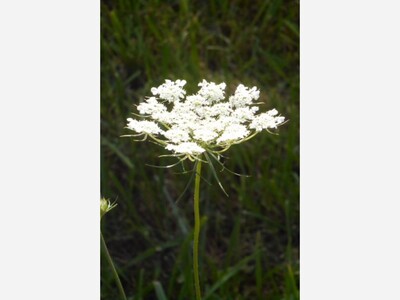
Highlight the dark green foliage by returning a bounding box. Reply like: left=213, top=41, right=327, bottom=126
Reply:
left=101, top=0, right=299, bottom=299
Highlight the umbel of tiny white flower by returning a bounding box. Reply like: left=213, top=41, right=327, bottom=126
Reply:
left=125, top=79, right=286, bottom=164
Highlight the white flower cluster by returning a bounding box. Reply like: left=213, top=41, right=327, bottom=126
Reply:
left=126, top=79, right=285, bottom=160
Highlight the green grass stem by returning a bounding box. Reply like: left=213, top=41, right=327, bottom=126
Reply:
left=101, top=232, right=127, bottom=300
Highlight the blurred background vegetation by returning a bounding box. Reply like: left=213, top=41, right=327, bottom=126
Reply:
left=101, top=0, right=299, bottom=299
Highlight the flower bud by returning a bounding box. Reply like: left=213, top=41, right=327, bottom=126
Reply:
left=100, top=198, right=117, bottom=219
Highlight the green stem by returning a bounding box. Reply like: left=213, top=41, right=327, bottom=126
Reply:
left=193, top=160, right=202, bottom=300
left=101, top=232, right=127, bottom=300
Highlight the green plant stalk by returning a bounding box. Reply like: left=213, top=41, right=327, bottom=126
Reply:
left=101, top=231, right=128, bottom=300
left=193, top=160, right=202, bottom=300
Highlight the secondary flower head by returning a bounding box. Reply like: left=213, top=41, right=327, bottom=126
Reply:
left=125, top=79, right=286, bottom=161
left=100, top=198, right=117, bottom=219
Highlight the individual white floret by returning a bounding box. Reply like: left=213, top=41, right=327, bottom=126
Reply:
left=216, top=124, right=250, bottom=144
left=232, top=107, right=258, bottom=122
left=229, top=84, right=260, bottom=108
left=193, top=105, right=214, bottom=119
left=208, top=102, right=232, bottom=117
left=198, top=80, right=226, bottom=103
left=186, top=94, right=208, bottom=107
left=208, top=116, right=234, bottom=133
left=150, top=79, right=187, bottom=103
left=151, top=110, right=172, bottom=123
left=170, top=102, right=197, bottom=119
left=168, top=103, right=198, bottom=129
left=249, top=110, right=285, bottom=131
left=126, top=118, right=164, bottom=135
left=166, top=142, right=205, bottom=155
left=275, top=116, right=285, bottom=126
left=137, top=97, right=167, bottom=115
left=171, top=102, right=198, bottom=127
left=163, top=127, right=191, bottom=143
left=193, top=127, right=218, bottom=142
left=267, top=108, right=278, bottom=116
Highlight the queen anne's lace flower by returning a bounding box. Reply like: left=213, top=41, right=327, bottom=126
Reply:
left=216, top=124, right=250, bottom=144
left=126, top=79, right=285, bottom=160
left=137, top=97, right=167, bottom=115
left=163, top=127, right=191, bottom=143
left=166, top=142, right=205, bottom=155
left=127, top=118, right=164, bottom=135
left=150, top=79, right=187, bottom=103
left=198, top=80, right=226, bottom=103
left=229, top=84, right=260, bottom=108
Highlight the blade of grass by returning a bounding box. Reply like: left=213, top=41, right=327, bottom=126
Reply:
left=163, top=186, right=190, bottom=235
left=255, top=232, right=263, bottom=299
left=153, top=281, right=168, bottom=300
left=102, top=138, right=134, bottom=169
left=204, top=251, right=260, bottom=299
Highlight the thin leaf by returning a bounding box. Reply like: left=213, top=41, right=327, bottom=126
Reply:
left=208, top=151, right=251, bottom=177
left=163, top=186, right=189, bottom=235
left=204, top=251, right=260, bottom=299
left=174, top=163, right=196, bottom=204
left=204, top=152, right=228, bottom=196
left=102, top=138, right=134, bottom=169
left=146, top=157, right=186, bottom=169
left=153, top=281, right=168, bottom=300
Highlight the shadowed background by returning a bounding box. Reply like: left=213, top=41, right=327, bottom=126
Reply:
left=101, top=0, right=299, bottom=299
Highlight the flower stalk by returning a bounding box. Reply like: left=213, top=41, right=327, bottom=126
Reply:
left=100, top=198, right=126, bottom=300
left=101, top=232, right=127, bottom=300
left=193, top=160, right=202, bottom=300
